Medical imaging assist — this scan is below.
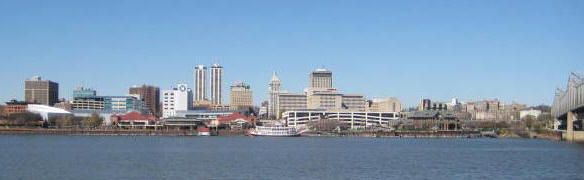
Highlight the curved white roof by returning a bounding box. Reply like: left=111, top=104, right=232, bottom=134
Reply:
left=27, top=104, right=71, bottom=114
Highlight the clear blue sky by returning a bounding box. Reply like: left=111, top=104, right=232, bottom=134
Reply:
left=1, top=0, right=583, bottom=107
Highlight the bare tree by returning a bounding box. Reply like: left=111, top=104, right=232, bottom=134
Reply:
left=81, top=112, right=103, bottom=128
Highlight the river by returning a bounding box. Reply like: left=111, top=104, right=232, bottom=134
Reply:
left=0, top=136, right=582, bottom=180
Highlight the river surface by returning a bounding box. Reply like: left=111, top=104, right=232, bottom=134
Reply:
left=0, top=135, right=583, bottom=180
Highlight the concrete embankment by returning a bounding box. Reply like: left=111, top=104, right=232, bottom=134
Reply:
left=310, top=130, right=484, bottom=138
left=0, top=128, right=200, bottom=136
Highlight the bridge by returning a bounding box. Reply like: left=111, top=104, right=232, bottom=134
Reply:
left=552, top=72, right=584, bottom=142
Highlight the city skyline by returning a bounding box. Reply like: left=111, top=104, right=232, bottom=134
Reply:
left=1, top=1, right=583, bottom=107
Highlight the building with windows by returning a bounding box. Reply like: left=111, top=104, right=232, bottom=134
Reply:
left=3, top=100, right=28, bottom=116
left=194, top=65, right=207, bottom=104
left=210, top=64, right=223, bottom=105
left=277, top=93, right=308, bottom=118
left=71, top=95, right=143, bottom=113
left=230, top=81, right=253, bottom=109
left=283, top=110, right=400, bottom=130
left=368, top=97, right=402, bottom=112
left=129, top=85, right=160, bottom=115
left=310, top=68, right=333, bottom=89
left=25, top=76, right=59, bottom=106
left=268, top=72, right=282, bottom=119
left=73, top=86, right=96, bottom=99
left=162, top=84, right=193, bottom=118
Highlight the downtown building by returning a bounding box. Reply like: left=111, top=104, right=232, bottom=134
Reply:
left=162, top=84, right=193, bottom=118
left=24, top=76, right=59, bottom=106
left=230, top=81, right=253, bottom=110
left=210, top=64, right=223, bottom=105
left=194, top=65, right=208, bottom=105
left=129, top=85, right=160, bottom=115
left=268, top=68, right=370, bottom=119
left=194, top=64, right=224, bottom=107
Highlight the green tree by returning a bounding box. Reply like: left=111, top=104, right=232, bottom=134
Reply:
left=81, top=112, right=103, bottom=128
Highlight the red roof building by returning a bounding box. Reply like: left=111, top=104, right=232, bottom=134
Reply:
left=217, top=112, right=253, bottom=124
left=111, top=112, right=157, bottom=128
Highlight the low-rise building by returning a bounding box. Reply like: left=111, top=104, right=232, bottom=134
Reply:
left=111, top=111, right=158, bottom=129
left=408, top=110, right=457, bottom=130
left=283, top=110, right=400, bottom=130
left=3, top=100, right=28, bottom=116
left=520, top=108, right=542, bottom=119
left=27, top=104, right=72, bottom=122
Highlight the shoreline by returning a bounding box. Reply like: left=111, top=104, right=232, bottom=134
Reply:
left=0, top=128, right=572, bottom=143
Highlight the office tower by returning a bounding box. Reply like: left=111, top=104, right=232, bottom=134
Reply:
left=210, top=64, right=223, bottom=105
left=24, top=76, right=59, bottom=106
left=310, top=68, right=333, bottom=89
left=194, top=65, right=207, bottom=103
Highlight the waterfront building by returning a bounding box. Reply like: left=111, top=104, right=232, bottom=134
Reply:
left=230, top=81, right=253, bottom=110
left=129, top=85, right=160, bottom=115
left=71, top=96, right=105, bottom=110
left=73, top=86, right=96, bottom=99
left=27, top=104, right=72, bottom=122
left=111, top=112, right=159, bottom=129
left=71, top=96, right=143, bottom=113
left=268, top=72, right=282, bottom=119
left=194, top=65, right=208, bottom=103
left=283, top=110, right=400, bottom=130
left=24, top=76, right=59, bottom=106
left=3, top=100, right=28, bottom=116
left=520, top=108, right=542, bottom=119
left=210, top=64, right=223, bottom=105
left=277, top=93, right=308, bottom=118
left=408, top=110, right=457, bottom=129
left=368, top=97, right=402, bottom=112
left=162, top=84, right=193, bottom=118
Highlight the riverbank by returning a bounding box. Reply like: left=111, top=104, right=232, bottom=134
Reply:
left=0, top=128, right=576, bottom=143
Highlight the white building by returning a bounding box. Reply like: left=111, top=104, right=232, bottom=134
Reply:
left=210, top=64, right=223, bottom=105
left=283, top=110, right=400, bottom=130
left=27, top=104, right=72, bottom=122
left=194, top=65, right=207, bottom=103
left=162, top=84, right=193, bottom=118
left=519, top=108, right=542, bottom=119
left=268, top=72, right=282, bottom=119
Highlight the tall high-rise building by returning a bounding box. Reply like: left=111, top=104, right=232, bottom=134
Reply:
left=310, top=68, right=333, bottom=89
left=268, top=72, right=282, bottom=119
left=210, top=64, right=223, bottom=105
left=230, top=81, right=253, bottom=109
left=162, top=84, right=193, bottom=118
left=194, top=65, right=207, bottom=103
left=129, top=85, right=160, bottom=115
left=24, top=76, right=59, bottom=106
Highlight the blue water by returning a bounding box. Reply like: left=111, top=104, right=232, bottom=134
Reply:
left=0, top=136, right=582, bottom=180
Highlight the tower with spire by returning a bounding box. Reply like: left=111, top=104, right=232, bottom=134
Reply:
left=268, top=72, right=282, bottom=119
